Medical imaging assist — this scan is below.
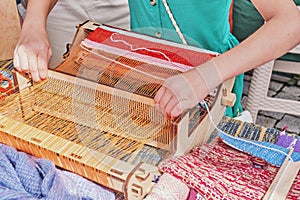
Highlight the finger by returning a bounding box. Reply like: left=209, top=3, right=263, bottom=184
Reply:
left=47, top=46, right=52, bottom=60
left=169, top=102, right=185, bottom=118
left=17, top=46, right=30, bottom=73
left=37, top=51, right=49, bottom=80
left=28, top=52, right=40, bottom=82
left=170, top=100, right=193, bottom=118
left=158, top=89, right=173, bottom=109
left=155, top=104, right=167, bottom=119
left=164, top=97, right=179, bottom=116
left=154, top=85, right=166, bottom=104
left=13, top=50, right=21, bottom=71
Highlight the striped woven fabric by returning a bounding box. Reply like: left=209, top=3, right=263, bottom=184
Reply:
left=160, top=138, right=278, bottom=200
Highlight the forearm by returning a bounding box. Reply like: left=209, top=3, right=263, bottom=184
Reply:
left=22, top=0, right=58, bottom=29
left=213, top=0, right=300, bottom=81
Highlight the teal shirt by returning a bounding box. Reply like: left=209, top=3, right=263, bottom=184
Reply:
left=129, top=0, right=244, bottom=117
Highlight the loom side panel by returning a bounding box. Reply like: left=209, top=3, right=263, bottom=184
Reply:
left=69, top=21, right=100, bottom=53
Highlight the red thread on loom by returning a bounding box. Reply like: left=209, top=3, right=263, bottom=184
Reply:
left=86, top=27, right=215, bottom=66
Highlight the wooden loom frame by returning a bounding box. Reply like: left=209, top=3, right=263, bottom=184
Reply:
left=56, top=21, right=237, bottom=154
left=0, top=21, right=236, bottom=199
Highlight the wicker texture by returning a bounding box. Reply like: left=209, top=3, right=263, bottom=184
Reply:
left=246, top=51, right=300, bottom=122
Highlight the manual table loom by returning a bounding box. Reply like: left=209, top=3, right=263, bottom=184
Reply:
left=0, top=21, right=236, bottom=199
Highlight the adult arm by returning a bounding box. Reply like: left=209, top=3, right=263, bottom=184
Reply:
left=154, top=0, right=300, bottom=117
left=14, top=0, right=58, bottom=82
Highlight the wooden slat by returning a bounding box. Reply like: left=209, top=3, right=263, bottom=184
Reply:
left=48, top=69, right=155, bottom=106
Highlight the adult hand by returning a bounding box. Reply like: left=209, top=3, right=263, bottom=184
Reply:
left=14, top=23, right=52, bottom=82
